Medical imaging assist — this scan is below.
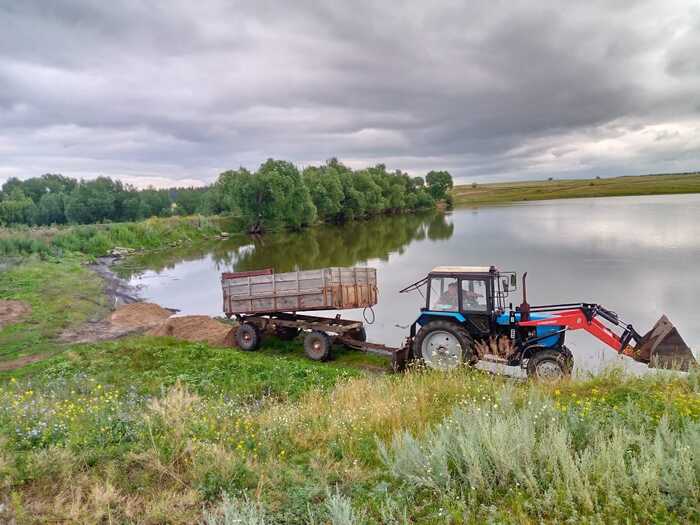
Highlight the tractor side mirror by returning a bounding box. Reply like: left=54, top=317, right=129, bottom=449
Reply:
left=510, top=274, right=517, bottom=287
left=502, top=278, right=509, bottom=292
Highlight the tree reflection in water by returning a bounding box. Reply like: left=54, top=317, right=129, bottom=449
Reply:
left=116, top=210, right=453, bottom=278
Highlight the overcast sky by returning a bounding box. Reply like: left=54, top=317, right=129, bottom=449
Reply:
left=1, top=1, right=699, bottom=188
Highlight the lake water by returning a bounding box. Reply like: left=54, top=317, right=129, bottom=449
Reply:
left=117, top=194, right=700, bottom=373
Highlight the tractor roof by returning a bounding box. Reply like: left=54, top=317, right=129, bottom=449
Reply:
left=430, top=266, right=496, bottom=274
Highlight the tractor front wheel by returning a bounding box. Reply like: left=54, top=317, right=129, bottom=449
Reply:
left=413, top=320, right=474, bottom=370
left=526, top=349, right=572, bottom=381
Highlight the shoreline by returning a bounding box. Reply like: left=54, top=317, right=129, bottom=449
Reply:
left=89, top=256, right=142, bottom=308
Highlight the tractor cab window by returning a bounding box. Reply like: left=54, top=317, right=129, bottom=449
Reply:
left=461, top=279, right=488, bottom=312
left=429, top=277, right=459, bottom=311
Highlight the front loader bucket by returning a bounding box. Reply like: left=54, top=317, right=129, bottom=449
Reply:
left=633, top=315, right=697, bottom=371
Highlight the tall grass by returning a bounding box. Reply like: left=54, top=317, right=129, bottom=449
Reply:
left=380, top=388, right=700, bottom=522
left=0, top=215, right=223, bottom=258
left=0, top=236, right=51, bottom=257
left=0, top=364, right=698, bottom=523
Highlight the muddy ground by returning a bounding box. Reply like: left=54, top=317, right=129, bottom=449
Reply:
left=90, top=256, right=142, bottom=308
left=60, top=301, right=235, bottom=346
left=0, top=300, right=31, bottom=329
left=62, top=257, right=236, bottom=346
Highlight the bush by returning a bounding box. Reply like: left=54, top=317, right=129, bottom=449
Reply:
left=380, top=388, right=700, bottom=522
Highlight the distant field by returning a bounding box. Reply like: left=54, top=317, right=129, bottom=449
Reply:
left=452, top=172, right=700, bottom=206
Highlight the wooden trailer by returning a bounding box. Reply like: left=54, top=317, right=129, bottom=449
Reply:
left=221, top=267, right=409, bottom=370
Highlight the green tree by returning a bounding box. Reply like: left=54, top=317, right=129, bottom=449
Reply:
left=139, top=189, right=171, bottom=218
left=216, top=160, right=316, bottom=232
left=173, top=188, right=206, bottom=215
left=37, top=192, right=66, bottom=225
left=64, top=178, right=117, bottom=224
left=425, top=170, right=453, bottom=200
left=19, top=174, right=77, bottom=204
left=0, top=188, right=38, bottom=225
left=303, top=163, right=344, bottom=222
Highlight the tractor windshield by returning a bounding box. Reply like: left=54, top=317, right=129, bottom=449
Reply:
left=429, top=277, right=459, bottom=311
left=461, top=278, right=488, bottom=312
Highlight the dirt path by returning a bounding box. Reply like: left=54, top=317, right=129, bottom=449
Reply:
left=0, top=353, right=48, bottom=371
left=0, top=300, right=32, bottom=329
left=59, top=302, right=175, bottom=343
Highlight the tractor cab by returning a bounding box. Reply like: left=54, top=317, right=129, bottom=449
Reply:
left=423, top=266, right=517, bottom=316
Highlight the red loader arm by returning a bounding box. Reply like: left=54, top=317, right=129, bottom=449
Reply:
left=517, top=303, right=696, bottom=370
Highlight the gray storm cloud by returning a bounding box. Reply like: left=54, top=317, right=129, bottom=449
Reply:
left=1, top=0, right=699, bottom=187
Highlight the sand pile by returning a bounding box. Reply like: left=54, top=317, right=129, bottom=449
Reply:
left=0, top=300, right=31, bottom=329
left=61, top=302, right=235, bottom=347
left=110, top=303, right=173, bottom=329
left=147, top=315, right=236, bottom=347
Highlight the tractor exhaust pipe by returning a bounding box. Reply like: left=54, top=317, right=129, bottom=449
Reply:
left=520, top=272, right=531, bottom=322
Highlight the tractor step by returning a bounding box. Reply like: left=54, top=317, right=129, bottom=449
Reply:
left=479, top=353, right=510, bottom=365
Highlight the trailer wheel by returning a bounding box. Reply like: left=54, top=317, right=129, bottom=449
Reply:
left=413, top=320, right=474, bottom=370
left=235, top=322, right=261, bottom=351
left=304, top=331, right=332, bottom=361
left=526, top=349, right=572, bottom=381
left=275, top=326, right=300, bottom=341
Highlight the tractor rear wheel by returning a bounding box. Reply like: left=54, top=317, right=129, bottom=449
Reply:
left=526, top=349, right=572, bottom=381
left=413, top=320, right=474, bottom=370
left=304, top=330, right=332, bottom=361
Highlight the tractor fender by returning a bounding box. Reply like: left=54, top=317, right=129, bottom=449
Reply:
left=522, top=343, right=572, bottom=361
left=409, top=312, right=465, bottom=349
left=415, top=311, right=466, bottom=327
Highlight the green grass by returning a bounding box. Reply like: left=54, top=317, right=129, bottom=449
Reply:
left=11, top=336, right=361, bottom=398
left=0, top=362, right=698, bottom=523
left=0, top=215, right=226, bottom=257
left=453, top=172, right=700, bottom=206
left=0, top=255, right=108, bottom=362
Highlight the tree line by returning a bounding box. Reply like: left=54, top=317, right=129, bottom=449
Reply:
left=0, top=159, right=452, bottom=231
left=0, top=174, right=208, bottom=226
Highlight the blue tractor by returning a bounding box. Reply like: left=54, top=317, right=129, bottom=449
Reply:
left=401, top=265, right=572, bottom=379
left=400, top=266, right=696, bottom=379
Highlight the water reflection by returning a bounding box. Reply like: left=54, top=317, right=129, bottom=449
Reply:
left=118, top=210, right=453, bottom=276
left=121, top=194, right=700, bottom=373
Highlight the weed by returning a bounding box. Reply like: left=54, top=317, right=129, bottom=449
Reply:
left=203, top=495, right=267, bottom=525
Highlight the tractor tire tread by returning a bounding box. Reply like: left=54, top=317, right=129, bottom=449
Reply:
left=412, top=319, right=474, bottom=368
left=304, top=330, right=332, bottom=362
left=235, top=322, right=261, bottom=351
left=526, top=348, right=573, bottom=380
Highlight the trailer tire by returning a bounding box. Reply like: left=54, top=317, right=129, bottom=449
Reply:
left=413, top=320, right=474, bottom=370
left=275, top=326, right=300, bottom=341
left=235, top=322, right=261, bottom=351
left=526, top=349, right=572, bottom=381
left=304, top=331, right=332, bottom=361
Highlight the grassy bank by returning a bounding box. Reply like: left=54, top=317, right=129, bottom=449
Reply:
left=0, top=357, right=698, bottom=523
left=453, top=172, right=700, bottom=206
left=0, top=215, right=226, bottom=258
left=0, top=255, right=698, bottom=523
left=0, top=256, right=108, bottom=363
